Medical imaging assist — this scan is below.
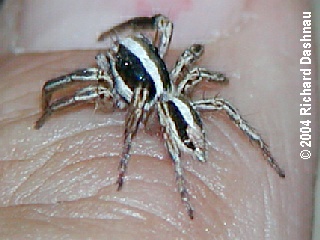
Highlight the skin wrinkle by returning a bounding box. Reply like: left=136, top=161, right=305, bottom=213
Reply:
left=186, top=164, right=226, bottom=200
left=30, top=160, right=95, bottom=197
left=97, top=195, right=171, bottom=222
left=8, top=149, right=63, bottom=205
left=112, top=198, right=171, bottom=221
left=18, top=149, right=99, bottom=203
left=183, top=170, right=232, bottom=229
left=0, top=111, right=34, bottom=127
left=1, top=54, right=286, bottom=234
left=207, top=113, right=255, bottom=168
left=0, top=54, right=70, bottom=86
left=32, top=115, right=122, bottom=151
left=5, top=158, right=52, bottom=205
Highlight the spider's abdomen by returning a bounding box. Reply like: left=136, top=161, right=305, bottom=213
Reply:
left=159, top=96, right=206, bottom=162
left=114, top=35, right=171, bottom=108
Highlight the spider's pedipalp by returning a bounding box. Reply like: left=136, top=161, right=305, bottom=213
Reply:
left=193, top=98, right=285, bottom=178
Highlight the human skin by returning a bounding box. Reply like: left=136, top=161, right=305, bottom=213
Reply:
left=0, top=0, right=317, bottom=239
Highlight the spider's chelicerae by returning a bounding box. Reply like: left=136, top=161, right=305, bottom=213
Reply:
left=35, top=14, right=285, bottom=219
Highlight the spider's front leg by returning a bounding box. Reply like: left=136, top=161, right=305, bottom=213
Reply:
left=35, top=68, right=112, bottom=129
left=117, top=86, right=149, bottom=189
left=193, top=97, right=286, bottom=178
left=98, top=14, right=173, bottom=58
left=170, top=44, right=228, bottom=95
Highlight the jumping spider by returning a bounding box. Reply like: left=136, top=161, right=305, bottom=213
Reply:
left=35, top=14, right=285, bottom=219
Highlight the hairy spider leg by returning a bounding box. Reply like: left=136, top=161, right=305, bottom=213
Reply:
left=157, top=100, right=195, bottom=219
left=152, top=14, right=173, bottom=58
left=193, top=98, right=286, bottom=178
left=166, top=137, right=194, bottom=219
left=117, top=86, right=149, bottom=190
left=170, top=44, right=228, bottom=95
left=35, top=85, right=110, bottom=129
left=170, top=44, right=205, bottom=84
left=40, top=68, right=101, bottom=110
left=35, top=68, right=112, bottom=129
left=177, top=67, right=229, bottom=96
left=98, top=14, right=173, bottom=59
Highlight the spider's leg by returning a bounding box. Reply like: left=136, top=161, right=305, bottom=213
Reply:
left=152, top=14, right=173, bottom=58
left=39, top=68, right=111, bottom=113
left=176, top=67, right=228, bottom=95
left=97, top=16, right=157, bottom=40
left=35, top=84, right=111, bottom=129
left=193, top=98, right=285, bottom=178
left=141, top=107, right=157, bottom=131
left=170, top=44, right=205, bottom=84
left=98, top=14, right=173, bottom=58
left=167, top=140, right=194, bottom=219
left=158, top=101, right=194, bottom=219
left=117, top=86, right=148, bottom=190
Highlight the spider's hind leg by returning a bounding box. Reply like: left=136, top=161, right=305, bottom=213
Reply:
left=117, top=86, right=148, bottom=189
left=193, top=97, right=285, bottom=178
left=35, top=83, right=111, bottom=129
left=35, top=67, right=112, bottom=129
left=39, top=68, right=109, bottom=112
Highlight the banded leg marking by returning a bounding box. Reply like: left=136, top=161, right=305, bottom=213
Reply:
left=170, top=44, right=205, bottom=84
left=35, top=85, right=109, bottom=129
left=39, top=68, right=110, bottom=111
left=35, top=68, right=112, bottom=129
left=193, top=98, right=285, bottom=178
left=177, top=67, right=228, bottom=95
left=117, top=86, right=149, bottom=189
left=166, top=140, right=194, bottom=219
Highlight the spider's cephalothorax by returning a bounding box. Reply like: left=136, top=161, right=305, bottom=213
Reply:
left=35, top=14, right=285, bottom=219
left=107, top=34, right=172, bottom=110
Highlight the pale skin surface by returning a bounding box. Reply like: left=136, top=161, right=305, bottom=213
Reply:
left=0, top=0, right=318, bottom=239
